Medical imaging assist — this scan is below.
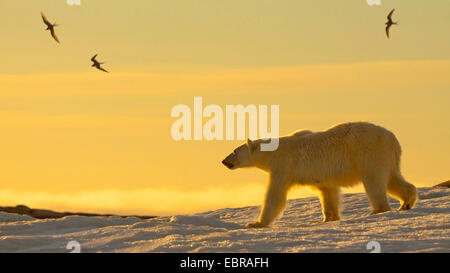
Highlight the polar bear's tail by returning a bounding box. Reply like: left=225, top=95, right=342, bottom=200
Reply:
left=387, top=171, right=418, bottom=210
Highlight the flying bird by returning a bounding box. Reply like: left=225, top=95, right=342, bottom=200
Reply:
left=41, top=12, right=60, bottom=43
left=385, top=9, right=398, bottom=38
left=91, top=54, right=109, bottom=73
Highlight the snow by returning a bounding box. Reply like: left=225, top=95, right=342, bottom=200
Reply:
left=0, top=187, right=448, bottom=253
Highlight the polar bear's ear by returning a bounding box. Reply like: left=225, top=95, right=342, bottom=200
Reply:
left=247, top=138, right=257, bottom=153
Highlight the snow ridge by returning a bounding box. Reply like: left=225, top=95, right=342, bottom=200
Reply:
left=0, top=187, right=448, bottom=253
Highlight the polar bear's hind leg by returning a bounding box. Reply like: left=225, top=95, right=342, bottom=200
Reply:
left=361, top=172, right=392, bottom=214
left=387, top=172, right=417, bottom=210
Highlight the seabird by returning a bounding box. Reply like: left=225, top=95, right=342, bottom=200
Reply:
left=385, top=9, right=398, bottom=38
left=91, top=54, right=109, bottom=73
left=41, top=12, right=60, bottom=43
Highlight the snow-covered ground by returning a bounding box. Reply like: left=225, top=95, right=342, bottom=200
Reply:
left=0, top=187, right=448, bottom=253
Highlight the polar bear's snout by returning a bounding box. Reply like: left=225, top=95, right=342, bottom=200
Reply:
left=223, top=142, right=255, bottom=170
left=222, top=160, right=234, bottom=169
left=221, top=157, right=234, bottom=169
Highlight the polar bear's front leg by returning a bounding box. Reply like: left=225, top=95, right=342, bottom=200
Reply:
left=248, top=173, right=289, bottom=228
left=317, top=187, right=341, bottom=222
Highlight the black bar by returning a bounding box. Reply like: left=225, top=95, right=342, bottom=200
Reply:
left=0, top=253, right=444, bottom=272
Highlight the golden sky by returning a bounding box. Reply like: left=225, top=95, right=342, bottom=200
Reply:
left=0, top=0, right=449, bottom=215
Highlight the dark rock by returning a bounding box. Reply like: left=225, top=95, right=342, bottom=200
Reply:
left=434, top=181, right=450, bottom=188
left=0, top=205, right=156, bottom=220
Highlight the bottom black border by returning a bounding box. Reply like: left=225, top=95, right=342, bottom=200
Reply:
left=0, top=253, right=443, bottom=272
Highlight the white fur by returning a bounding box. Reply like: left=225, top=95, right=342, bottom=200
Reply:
left=222, top=122, right=418, bottom=228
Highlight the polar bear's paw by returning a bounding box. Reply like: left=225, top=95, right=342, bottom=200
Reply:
left=398, top=202, right=412, bottom=211
left=247, top=221, right=268, bottom=228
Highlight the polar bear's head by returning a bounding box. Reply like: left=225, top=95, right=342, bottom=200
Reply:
left=222, top=139, right=258, bottom=170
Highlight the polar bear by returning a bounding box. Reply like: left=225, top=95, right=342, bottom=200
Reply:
left=222, top=122, right=417, bottom=228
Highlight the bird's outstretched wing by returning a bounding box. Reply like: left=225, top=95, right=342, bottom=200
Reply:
left=50, top=29, right=60, bottom=43
left=387, top=9, right=395, bottom=22
left=91, top=54, right=98, bottom=62
left=96, top=66, right=109, bottom=73
left=41, top=12, right=52, bottom=27
left=385, top=25, right=390, bottom=38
